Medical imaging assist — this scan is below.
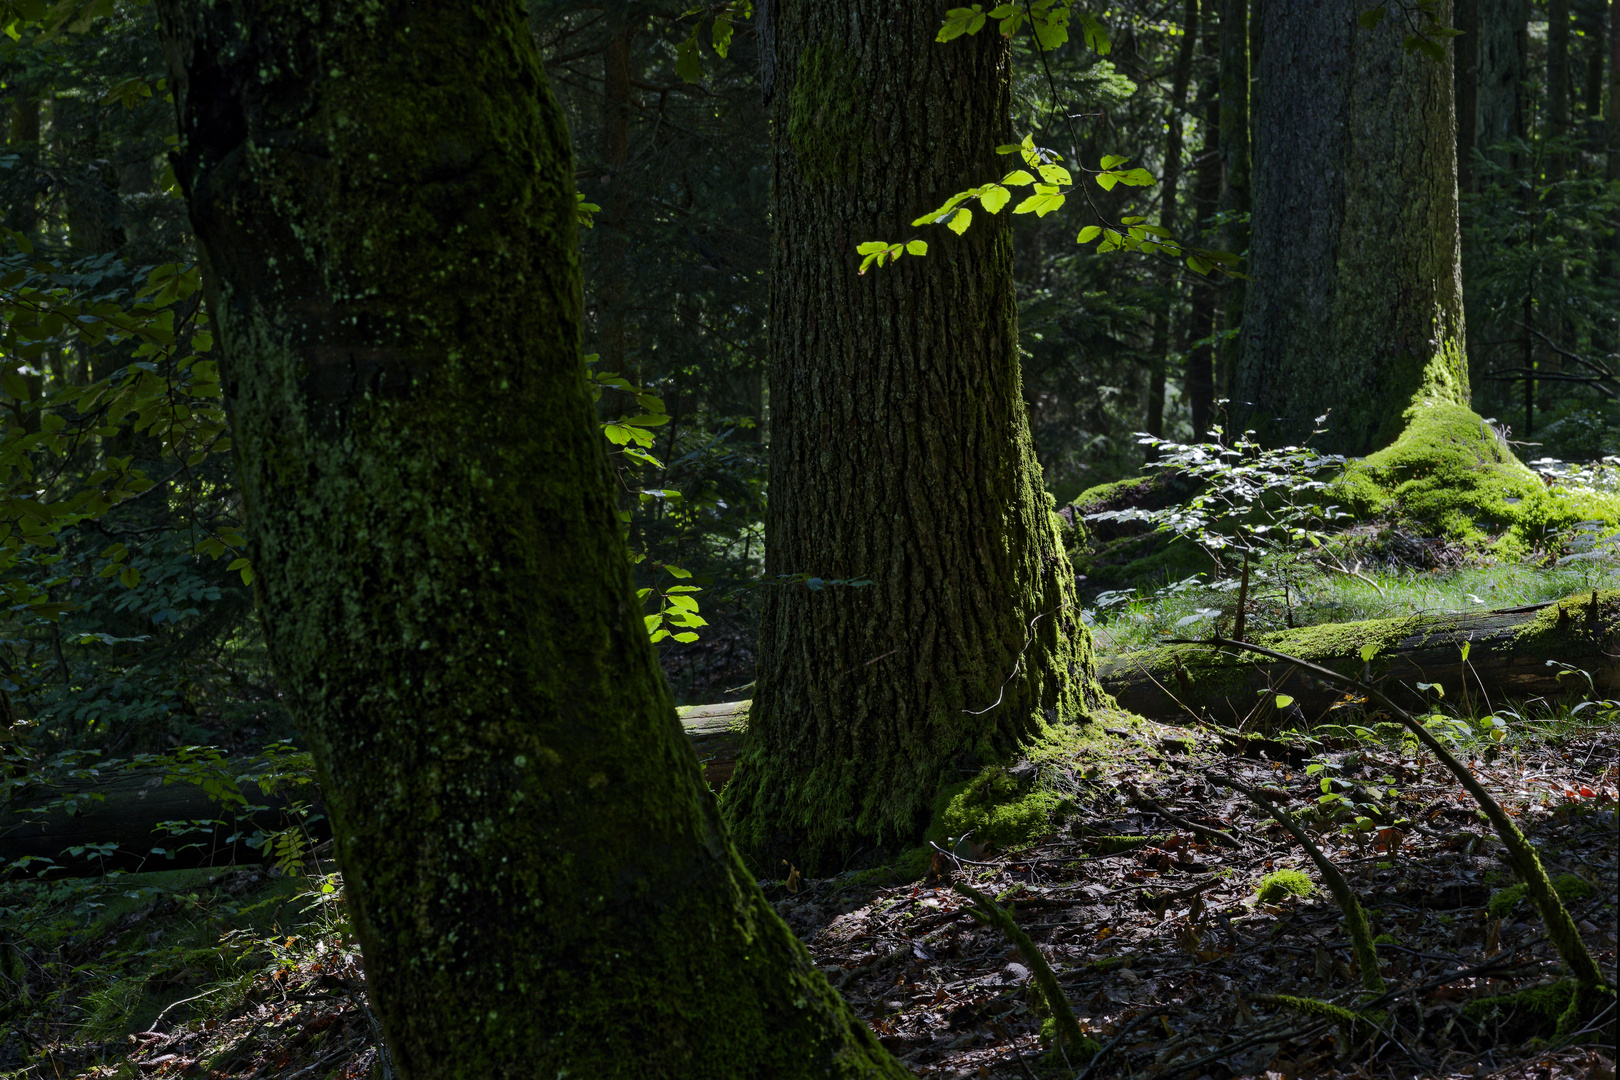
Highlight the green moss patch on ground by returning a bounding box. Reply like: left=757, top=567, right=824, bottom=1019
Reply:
left=1331, top=402, right=1620, bottom=553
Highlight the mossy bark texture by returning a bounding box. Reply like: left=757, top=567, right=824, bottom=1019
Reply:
left=724, top=0, right=1100, bottom=875
left=1237, top=0, right=1467, bottom=454
left=155, top=4, right=905, bottom=1077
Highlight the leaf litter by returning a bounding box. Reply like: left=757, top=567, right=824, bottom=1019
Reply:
left=1, top=718, right=1613, bottom=1079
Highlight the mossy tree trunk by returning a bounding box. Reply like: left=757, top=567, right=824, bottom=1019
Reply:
left=154, top=3, right=906, bottom=1077
left=722, top=0, right=1100, bottom=876
left=1236, top=0, right=1467, bottom=454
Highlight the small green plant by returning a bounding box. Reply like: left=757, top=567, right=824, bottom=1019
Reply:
left=1256, top=868, right=1314, bottom=903
left=1488, top=873, right=1595, bottom=920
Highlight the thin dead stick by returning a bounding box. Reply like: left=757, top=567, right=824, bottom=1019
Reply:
left=1123, top=782, right=1255, bottom=847
left=1205, top=770, right=1385, bottom=997
left=952, top=881, right=1096, bottom=1063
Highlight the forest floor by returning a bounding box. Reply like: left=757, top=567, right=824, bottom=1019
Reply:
left=0, top=698, right=1614, bottom=1080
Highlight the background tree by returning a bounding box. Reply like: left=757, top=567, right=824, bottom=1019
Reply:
left=721, top=0, right=1102, bottom=874
left=1234, top=0, right=1467, bottom=454
left=153, top=1, right=906, bottom=1075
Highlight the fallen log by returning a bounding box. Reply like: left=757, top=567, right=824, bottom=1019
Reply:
left=7, top=593, right=1609, bottom=877
left=0, top=766, right=323, bottom=880
left=1098, top=589, right=1619, bottom=724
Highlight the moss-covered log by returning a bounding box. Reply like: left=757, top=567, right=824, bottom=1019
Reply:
left=154, top=3, right=905, bottom=1077
left=1099, top=591, right=1619, bottom=723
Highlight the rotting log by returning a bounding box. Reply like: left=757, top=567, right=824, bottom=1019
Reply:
left=1, top=768, right=323, bottom=880
left=681, top=700, right=750, bottom=787
left=1097, top=590, right=1619, bottom=725
left=8, top=591, right=1610, bottom=878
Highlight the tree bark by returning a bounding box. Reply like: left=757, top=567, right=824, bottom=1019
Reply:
left=1218, top=0, right=1251, bottom=392
left=154, top=2, right=905, bottom=1076
left=1147, top=0, right=1203, bottom=439
left=1549, top=0, right=1571, bottom=178
left=1098, top=591, right=1619, bottom=723
left=1455, top=0, right=1479, bottom=192
left=722, top=0, right=1100, bottom=876
left=1236, top=0, right=1467, bottom=455
left=1187, top=19, right=1222, bottom=435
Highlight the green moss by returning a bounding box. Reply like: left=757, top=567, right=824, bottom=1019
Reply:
left=1038, top=1016, right=1101, bottom=1065
left=1259, top=994, right=1382, bottom=1043
left=1372, top=933, right=1399, bottom=946
left=936, top=770, right=1064, bottom=850
left=786, top=41, right=869, bottom=186
left=1463, top=980, right=1577, bottom=1037
left=1490, top=873, right=1595, bottom=919
left=1331, top=402, right=1620, bottom=547
left=1089, top=834, right=1168, bottom=855
left=1256, top=869, right=1314, bottom=902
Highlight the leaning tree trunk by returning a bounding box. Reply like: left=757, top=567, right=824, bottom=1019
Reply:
left=1236, top=0, right=1467, bottom=454
left=722, top=0, right=1100, bottom=875
left=154, top=3, right=905, bottom=1077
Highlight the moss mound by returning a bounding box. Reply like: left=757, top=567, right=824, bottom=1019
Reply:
left=1256, top=868, right=1314, bottom=902
left=1332, top=403, right=1620, bottom=552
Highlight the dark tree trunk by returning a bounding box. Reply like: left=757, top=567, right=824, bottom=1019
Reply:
left=1236, top=0, right=1466, bottom=454
left=1187, top=20, right=1222, bottom=436
left=1147, top=0, right=1203, bottom=438
left=1218, top=0, right=1251, bottom=392
left=723, top=0, right=1100, bottom=875
left=1476, top=0, right=1528, bottom=171
left=1549, top=0, right=1571, bottom=177
left=154, top=2, right=905, bottom=1076
left=596, top=13, right=640, bottom=402
left=1455, top=0, right=1479, bottom=191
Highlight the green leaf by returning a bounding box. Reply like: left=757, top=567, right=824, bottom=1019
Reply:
left=1186, top=255, right=1210, bottom=273
left=1360, top=642, right=1379, bottom=663
left=905, top=239, right=929, bottom=255
left=1037, top=163, right=1072, bottom=185
left=672, top=632, right=700, bottom=643
left=1357, top=6, right=1387, bottom=28
left=1000, top=169, right=1036, bottom=186
left=663, top=564, right=693, bottom=579
left=1459, top=641, right=1471, bottom=663
left=947, top=207, right=973, bottom=234
left=1100, top=154, right=1127, bottom=169
left=1012, top=188, right=1066, bottom=217
left=1275, top=694, right=1295, bottom=709
left=1078, top=225, right=1102, bottom=242
left=937, top=4, right=987, bottom=41
left=979, top=186, right=1010, bottom=214
left=712, top=15, right=734, bottom=57
left=1077, top=10, right=1110, bottom=54
left=675, top=32, right=703, bottom=83
left=119, top=565, right=140, bottom=589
